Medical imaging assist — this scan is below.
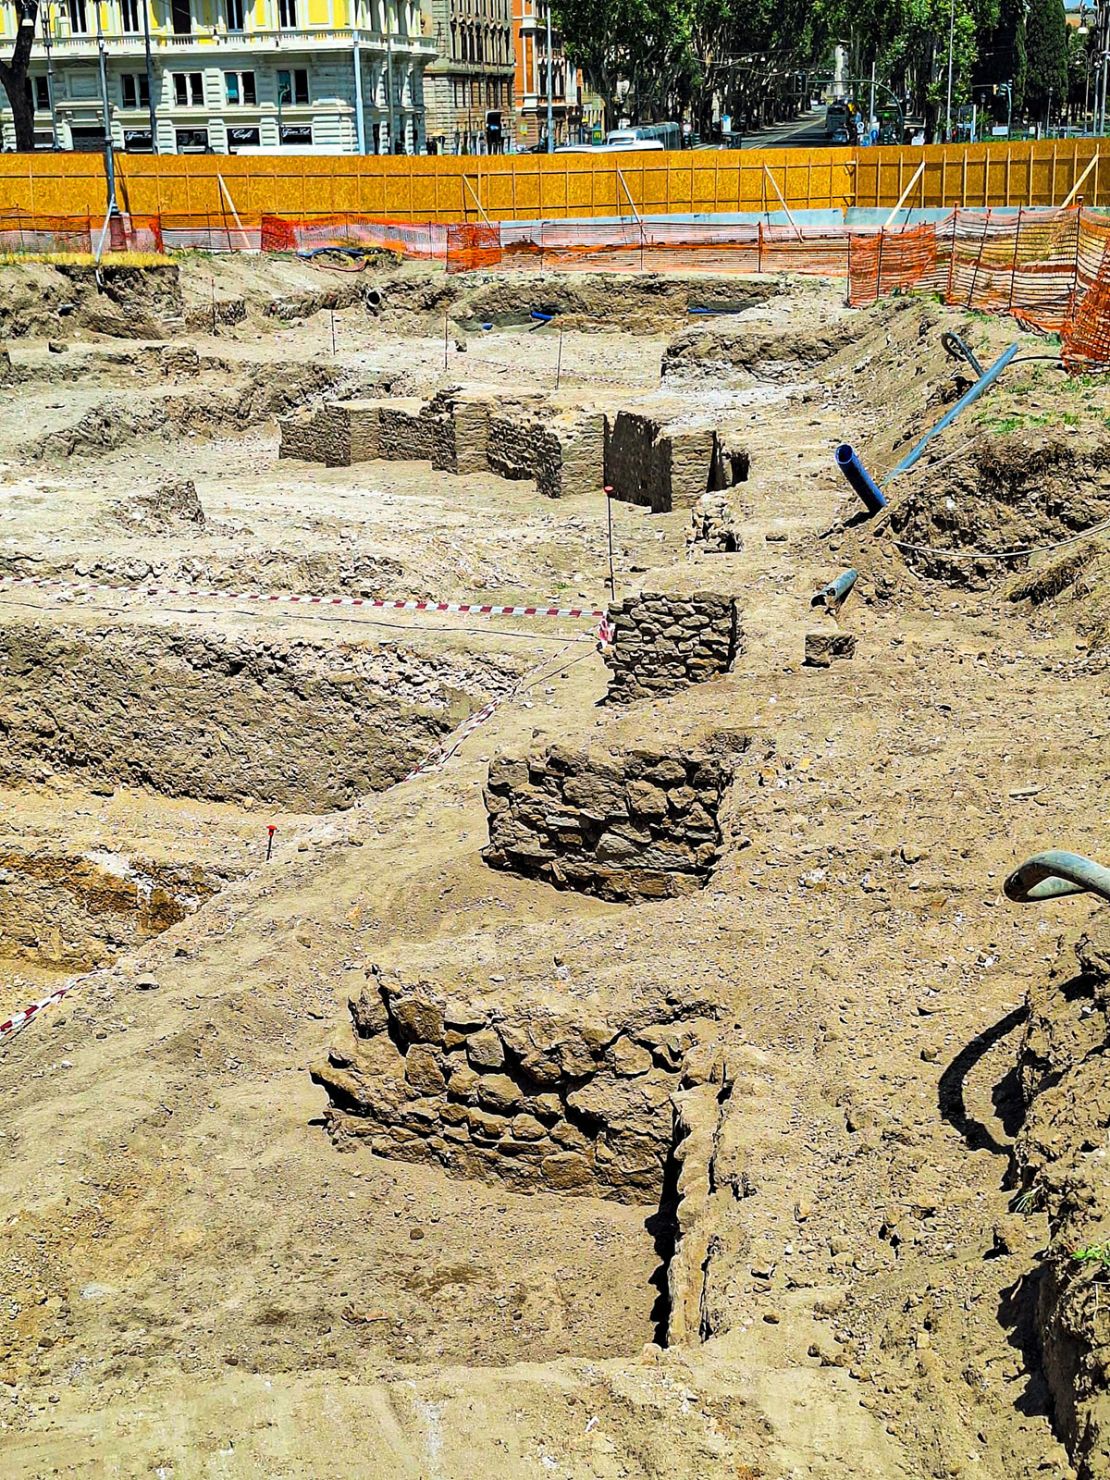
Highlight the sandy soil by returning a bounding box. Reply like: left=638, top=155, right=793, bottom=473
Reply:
left=0, top=255, right=1106, bottom=1479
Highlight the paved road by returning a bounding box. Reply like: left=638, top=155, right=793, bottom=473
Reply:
left=694, top=109, right=831, bottom=152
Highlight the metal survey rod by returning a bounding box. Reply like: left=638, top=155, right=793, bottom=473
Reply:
left=1004, top=850, right=1110, bottom=905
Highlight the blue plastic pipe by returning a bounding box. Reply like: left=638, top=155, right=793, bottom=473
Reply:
left=822, top=568, right=858, bottom=608
left=1004, top=850, right=1110, bottom=905
left=835, top=444, right=887, bottom=515
left=530, top=310, right=554, bottom=323
left=887, top=343, right=1019, bottom=481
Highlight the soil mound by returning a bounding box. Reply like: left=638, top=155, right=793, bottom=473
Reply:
left=883, top=431, right=1110, bottom=587
left=1015, top=911, right=1110, bottom=1478
left=107, top=476, right=205, bottom=534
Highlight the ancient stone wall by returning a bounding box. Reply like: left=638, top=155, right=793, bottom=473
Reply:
left=539, top=413, right=605, bottom=499
left=483, top=744, right=732, bottom=901
left=604, top=412, right=746, bottom=513
left=604, top=590, right=740, bottom=703
left=486, top=413, right=553, bottom=486
left=278, top=403, right=350, bottom=467
left=312, top=966, right=726, bottom=1203
left=280, top=391, right=604, bottom=497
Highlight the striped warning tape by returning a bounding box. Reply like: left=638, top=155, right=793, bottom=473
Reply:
left=0, top=975, right=94, bottom=1043
left=0, top=574, right=608, bottom=622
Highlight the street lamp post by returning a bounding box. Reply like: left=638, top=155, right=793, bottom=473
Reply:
left=40, top=2, right=60, bottom=150
left=545, top=0, right=554, bottom=152
left=142, top=0, right=157, bottom=151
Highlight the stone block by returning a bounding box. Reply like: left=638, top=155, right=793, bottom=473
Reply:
left=804, top=630, right=857, bottom=667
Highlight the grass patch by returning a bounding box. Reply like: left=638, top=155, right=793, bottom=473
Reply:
left=0, top=250, right=171, bottom=267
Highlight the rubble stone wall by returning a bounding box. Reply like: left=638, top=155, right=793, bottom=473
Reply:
left=604, top=590, right=740, bottom=703
left=312, top=967, right=727, bottom=1203
left=483, top=744, right=732, bottom=901
left=604, top=412, right=749, bottom=513
left=278, top=403, right=350, bottom=467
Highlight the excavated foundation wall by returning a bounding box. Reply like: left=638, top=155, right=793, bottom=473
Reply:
left=280, top=392, right=604, bottom=498
left=0, top=623, right=503, bottom=810
left=603, top=412, right=748, bottom=513
left=1014, top=913, right=1110, bottom=1480
left=604, top=590, right=741, bottom=703
left=0, top=850, right=229, bottom=970
left=483, top=744, right=732, bottom=901
left=312, top=966, right=727, bottom=1204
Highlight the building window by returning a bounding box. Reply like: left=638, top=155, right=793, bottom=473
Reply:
left=280, top=123, right=312, bottom=145
left=120, top=0, right=140, bottom=31
left=121, top=72, right=150, bottom=107
left=225, top=70, right=256, bottom=104
left=124, top=127, right=154, bottom=150
left=226, top=0, right=245, bottom=27
left=278, top=0, right=297, bottom=26
left=67, top=0, right=88, bottom=33
left=173, top=72, right=204, bottom=106
left=277, top=67, right=309, bottom=105
left=33, top=76, right=50, bottom=110
left=175, top=126, right=209, bottom=151
left=171, top=0, right=191, bottom=33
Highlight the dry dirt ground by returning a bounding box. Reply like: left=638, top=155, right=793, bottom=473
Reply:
left=0, top=254, right=1107, bottom=1479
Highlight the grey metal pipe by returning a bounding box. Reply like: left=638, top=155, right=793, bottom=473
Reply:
left=1004, top=850, right=1110, bottom=905
left=811, top=568, right=858, bottom=611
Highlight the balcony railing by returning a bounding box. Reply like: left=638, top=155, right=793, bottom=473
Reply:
left=44, top=27, right=437, bottom=55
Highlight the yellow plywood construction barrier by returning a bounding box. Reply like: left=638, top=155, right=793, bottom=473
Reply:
left=0, top=138, right=1105, bottom=225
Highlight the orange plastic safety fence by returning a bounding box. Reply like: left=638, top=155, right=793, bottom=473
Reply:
left=849, top=206, right=1110, bottom=367
left=445, top=222, right=502, bottom=273
left=848, top=221, right=942, bottom=307
left=0, top=210, right=92, bottom=253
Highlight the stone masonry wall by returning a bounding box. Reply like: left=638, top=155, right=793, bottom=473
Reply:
left=539, top=413, right=605, bottom=499
left=312, top=966, right=728, bottom=1203
left=604, top=412, right=748, bottom=513
left=604, top=590, right=740, bottom=703
left=281, top=391, right=603, bottom=498
left=278, top=403, right=350, bottom=467
left=483, top=744, right=731, bottom=901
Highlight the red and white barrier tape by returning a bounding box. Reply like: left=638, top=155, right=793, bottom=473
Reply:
left=0, top=975, right=92, bottom=1043
left=0, top=574, right=607, bottom=622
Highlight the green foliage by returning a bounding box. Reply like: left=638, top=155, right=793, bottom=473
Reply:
left=1024, top=0, right=1067, bottom=116
left=1072, top=1243, right=1110, bottom=1271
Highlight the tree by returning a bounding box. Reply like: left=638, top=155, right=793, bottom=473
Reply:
left=973, top=0, right=1027, bottom=116
left=1025, top=0, right=1067, bottom=120
left=0, top=0, right=39, bottom=152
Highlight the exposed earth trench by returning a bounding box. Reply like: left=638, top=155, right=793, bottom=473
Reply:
left=0, top=255, right=1106, bottom=1479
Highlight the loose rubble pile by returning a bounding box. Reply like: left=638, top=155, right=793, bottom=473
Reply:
left=687, top=492, right=742, bottom=554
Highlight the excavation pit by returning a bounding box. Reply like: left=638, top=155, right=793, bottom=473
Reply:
left=0, top=844, right=230, bottom=976
left=0, top=620, right=519, bottom=812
